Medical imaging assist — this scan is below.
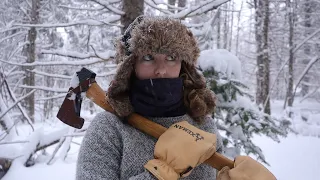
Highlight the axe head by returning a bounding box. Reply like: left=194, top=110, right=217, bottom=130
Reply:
left=57, top=89, right=84, bottom=129
left=57, top=68, right=96, bottom=129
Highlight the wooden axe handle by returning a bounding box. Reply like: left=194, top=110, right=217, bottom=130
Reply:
left=87, top=82, right=234, bottom=171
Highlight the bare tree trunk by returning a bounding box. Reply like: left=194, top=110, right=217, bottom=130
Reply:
left=235, top=1, right=243, bottom=56
left=228, top=1, right=234, bottom=51
left=23, top=0, right=40, bottom=123
left=223, top=3, right=228, bottom=49
left=255, top=0, right=270, bottom=114
left=178, top=0, right=186, bottom=20
left=168, top=0, right=176, bottom=13
left=301, top=0, right=312, bottom=96
left=178, top=0, right=186, bottom=11
left=217, top=10, right=221, bottom=49
left=121, top=0, right=144, bottom=34
left=286, top=0, right=294, bottom=108
left=0, top=95, right=10, bottom=134
left=43, top=31, right=55, bottom=119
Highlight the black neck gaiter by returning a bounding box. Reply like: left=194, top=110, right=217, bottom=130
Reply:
left=129, top=77, right=187, bottom=117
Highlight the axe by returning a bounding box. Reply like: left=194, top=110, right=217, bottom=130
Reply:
left=57, top=68, right=234, bottom=171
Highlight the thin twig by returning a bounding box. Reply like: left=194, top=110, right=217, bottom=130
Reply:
left=0, top=140, right=29, bottom=145
left=90, top=45, right=111, bottom=61
left=4, top=79, right=34, bottom=131
left=0, top=89, right=37, bottom=120
left=291, top=57, right=319, bottom=105
left=71, top=141, right=81, bottom=146
left=90, top=0, right=124, bottom=15
left=0, top=119, right=20, bottom=142
left=47, top=138, right=65, bottom=165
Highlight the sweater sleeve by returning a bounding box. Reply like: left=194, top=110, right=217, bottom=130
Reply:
left=215, top=126, right=224, bottom=154
left=203, top=117, right=224, bottom=154
left=76, top=112, right=156, bottom=180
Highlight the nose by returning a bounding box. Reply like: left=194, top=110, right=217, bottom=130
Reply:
left=155, top=64, right=166, bottom=77
left=154, top=54, right=167, bottom=78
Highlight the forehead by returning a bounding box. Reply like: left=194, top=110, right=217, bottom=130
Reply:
left=135, top=49, right=177, bottom=58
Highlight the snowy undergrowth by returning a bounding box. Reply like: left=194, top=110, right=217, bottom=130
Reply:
left=273, top=98, right=320, bottom=137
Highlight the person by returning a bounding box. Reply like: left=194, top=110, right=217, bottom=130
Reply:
left=76, top=16, right=276, bottom=180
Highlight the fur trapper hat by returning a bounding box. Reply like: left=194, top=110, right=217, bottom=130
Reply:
left=107, top=16, right=216, bottom=122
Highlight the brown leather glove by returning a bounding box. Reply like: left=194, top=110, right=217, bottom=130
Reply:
left=217, top=156, right=277, bottom=180
left=144, top=121, right=216, bottom=180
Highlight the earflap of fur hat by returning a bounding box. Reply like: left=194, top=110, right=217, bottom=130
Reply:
left=106, top=17, right=145, bottom=117
left=107, top=40, right=135, bottom=117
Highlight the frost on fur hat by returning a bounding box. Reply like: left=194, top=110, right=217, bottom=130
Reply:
left=107, top=16, right=216, bottom=121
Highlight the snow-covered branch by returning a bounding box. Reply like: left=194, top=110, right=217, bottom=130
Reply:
left=0, top=96, right=13, bottom=136
left=0, top=89, right=36, bottom=121
left=150, top=0, right=184, bottom=11
left=36, top=94, right=66, bottom=101
left=0, top=27, right=25, bottom=34
left=144, top=0, right=173, bottom=15
left=58, top=5, right=104, bottom=11
left=171, top=0, right=229, bottom=19
left=0, top=140, right=29, bottom=145
left=292, top=56, right=320, bottom=103
left=41, top=49, right=115, bottom=60
left=30, top=69, right=71, bottom=79
left=47, top=128, right=75, bottom=165
left=19, top=85, right=67, bottom=93
left=192, top=8, right=221, bottom=37
left=47, top=137, right=66, bottom=165
left=31, top=68, right=116, bottom=80
left=4, top=80, right=34, bottom=131
left=12, top=17, right=121, bottom=28
left=90, top=0, right=121, bottom=4
left=300, top=87, right=320, bottom=103
left=19, top=5, right=31, bottom=21
left=188, top=0, right=229, bottom=17
left=16, top=127, right=69, bottom=167
left=20, top=82, right=110, bottom=93
left=0, top=31, right=27, bottom=44
left=91, top=0, right=124, bottom=15
left=41, top=49, right=114, bottom=59
left=0, top=58, right=117, bottom=67
left=7, top=41, right=29, bottom=63
left=97, top=69, right=117, bottom=77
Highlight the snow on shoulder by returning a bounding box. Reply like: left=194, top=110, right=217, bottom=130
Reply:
left=198, top=49, right=242, bottom=80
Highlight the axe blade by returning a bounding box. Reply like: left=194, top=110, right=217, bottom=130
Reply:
left=56, top=67, right=96, bottom=129
left=57, top=92, right=84, bottom=129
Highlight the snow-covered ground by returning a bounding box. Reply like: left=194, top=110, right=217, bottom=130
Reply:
left=1, top=100, right=320, bottom=180
left=254, top=134, right=320, bottom=180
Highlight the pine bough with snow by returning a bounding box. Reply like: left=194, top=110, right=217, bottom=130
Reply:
left=198, top=49, right=291, bottom=164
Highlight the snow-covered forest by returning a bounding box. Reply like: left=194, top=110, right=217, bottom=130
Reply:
left=1, top=0, right=320, bottom=179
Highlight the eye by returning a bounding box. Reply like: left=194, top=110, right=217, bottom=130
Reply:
left=166, top=55, right=175, bottom=61
left=142, top=54, right=154, bottom=61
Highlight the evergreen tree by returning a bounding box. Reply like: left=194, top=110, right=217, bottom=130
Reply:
left=200, top=50, right=292, bottom=164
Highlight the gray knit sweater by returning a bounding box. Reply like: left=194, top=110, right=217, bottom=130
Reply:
left=76, top=111, right=223, bottom=180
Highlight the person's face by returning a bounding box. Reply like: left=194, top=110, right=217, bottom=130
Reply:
left=134, top=53, right=182, bottom=79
